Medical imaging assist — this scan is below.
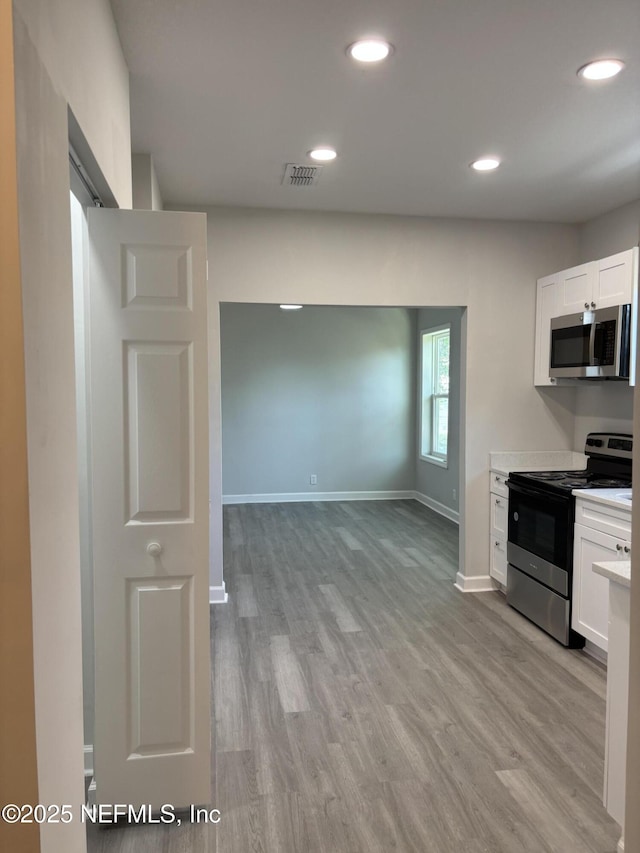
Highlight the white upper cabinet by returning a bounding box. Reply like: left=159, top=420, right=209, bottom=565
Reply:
left=558, top=249, right=637, bottom=313
left=533, top=247, right=638, bottom=387
left=595, top=249, right=637, bottom=309
left=559, top=262, right=596, bottom=313
left=534, top=273, right=559, bottom=386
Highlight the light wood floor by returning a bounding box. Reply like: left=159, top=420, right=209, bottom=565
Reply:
left=88, top=500, right=620, bottom=853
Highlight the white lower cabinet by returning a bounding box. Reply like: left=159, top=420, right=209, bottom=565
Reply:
left=490, top=536, right=507, bottom=586
left=572, top=499, right=632, bottom=652
left=489, top=471, right=508, bottom=586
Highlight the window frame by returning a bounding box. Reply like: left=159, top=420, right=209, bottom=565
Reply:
left=419, top=323, right=451, bottom=468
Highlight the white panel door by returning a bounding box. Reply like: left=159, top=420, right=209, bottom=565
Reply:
left=88, top=209, right=211, bottom=809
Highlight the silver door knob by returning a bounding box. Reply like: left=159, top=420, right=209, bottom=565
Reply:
left=147, top=542, right=163, bottom=557
left=616, top=543, right=623, bottom=551
left=591, top=301, right=596, bottom=308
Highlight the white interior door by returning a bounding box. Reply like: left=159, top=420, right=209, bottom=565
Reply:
left=88, top=208, right=211, bottom=808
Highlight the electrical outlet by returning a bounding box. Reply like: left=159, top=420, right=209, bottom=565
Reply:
left=452, top=488, right=457, bottom=501
left=310, top=474, right=317, bottom=485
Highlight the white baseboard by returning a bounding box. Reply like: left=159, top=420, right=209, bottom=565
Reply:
left=583, top=639, right=608, bottom=666
left=83, top=744, right=93, bottom=778
left=223, top=490, right=415, bottom=505
left=413, top=491, right=460, bottom=524
left=209, top=582, right=228, bottom=604
left=454, top=571, right=497, bottom=593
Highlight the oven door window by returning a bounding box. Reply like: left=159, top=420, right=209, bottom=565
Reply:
left=508, top=484, right=570, bottom=568
left=550, top=324, right=591, bottom=369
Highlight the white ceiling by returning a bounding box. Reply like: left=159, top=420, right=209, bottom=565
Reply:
left=110, top=0, right=640, bottom=223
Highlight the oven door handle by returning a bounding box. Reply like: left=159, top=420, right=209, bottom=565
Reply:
left=506, top=480, right=570, bottom=504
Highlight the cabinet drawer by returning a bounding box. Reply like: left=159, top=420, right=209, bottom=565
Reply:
left=490, top=536, right=507, bottom=586
left=575, top=500, right=632, bottom=541
left=490, top=492, right=508, bottom=538
left=490, top=471, right=509, bottom=498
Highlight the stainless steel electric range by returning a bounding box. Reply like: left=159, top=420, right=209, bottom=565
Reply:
left=506, top=433, right=633, bottom=647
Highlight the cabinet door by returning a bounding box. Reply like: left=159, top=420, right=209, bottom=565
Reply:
left=490, top=537, right=507, bottom=585
left=572, top=523, right=625, bottom=651
left=594, top=249, right=636, bottom=309
left=490, top=492, right=508, bottom=538
left=534, top=273, right=559, bottom=386
left=559, top=263, right=596, bottom=313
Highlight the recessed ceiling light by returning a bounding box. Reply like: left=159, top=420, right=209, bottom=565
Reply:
left=348, top=39, right=393, bottom=63
left=471, top=157, right=501, bottom=172
left=309, top=147, right=337, bottom=162
left=578, top=59, right=625, bottom=80
left=279, top=304, right=303, bottom=311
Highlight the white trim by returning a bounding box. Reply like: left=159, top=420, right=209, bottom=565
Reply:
left=419, top=323, right=451, bottom=463
left=87, top=778, right=96, bottom=807
left=209, top=582, right=228, bottom=604
left=223, top=490, right=415, bottom=505
left=454, top=571, right=497, bottom=593
left=413, top=491, right=459, bottom=524
left=419, top=453, right=448, bottom=469
left=617, top=836, right=624, bottom=853
left=83, top=744, right=93, bottom=778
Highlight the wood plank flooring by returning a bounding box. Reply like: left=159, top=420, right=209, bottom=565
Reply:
left=87, top=500, right=620, bottom=853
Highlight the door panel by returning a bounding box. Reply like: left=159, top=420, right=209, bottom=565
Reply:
left=88, top=208, right=211, bottom=809
left=559, top=263, right=594, bottom=313
left=125, top=341, right=193, bottom=522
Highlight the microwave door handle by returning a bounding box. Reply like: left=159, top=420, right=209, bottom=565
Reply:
left=588, top=320, right=596, bottom=366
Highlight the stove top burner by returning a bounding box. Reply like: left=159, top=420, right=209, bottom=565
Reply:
left=528, top=472, right=566, bottom=480
left=590, top=478, right=631, bottom=487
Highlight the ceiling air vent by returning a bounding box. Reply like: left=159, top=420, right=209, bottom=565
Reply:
left=282, top=163, right=323, bottom=187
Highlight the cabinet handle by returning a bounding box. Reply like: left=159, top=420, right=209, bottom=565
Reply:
left=616, top=543, right=623, bottom=551
left=624, top=546, right=631, bottom=554
left=495, top=541, right=500, bottom=547
left=495, top=499, right=502, bottom=505
left=584, top=302, right=590, bottom=309
left=591, top=301, right=596, bottom=308
left=495, top=475, right=502, bottom=482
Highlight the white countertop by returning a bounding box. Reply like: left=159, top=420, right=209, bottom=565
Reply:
left=572, top=488, right=632, bottom=511
left=593, top=560, right=630, bottom=588
left=490, top=450, right=587, bottom=478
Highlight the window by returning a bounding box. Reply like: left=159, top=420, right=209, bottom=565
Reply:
left=420, top=325, right=450, bottom=465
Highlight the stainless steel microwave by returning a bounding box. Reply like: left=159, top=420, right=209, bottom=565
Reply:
left=549, top=304, right=631, bottom=379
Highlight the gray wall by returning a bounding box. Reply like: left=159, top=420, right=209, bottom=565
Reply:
left=201, top=206, right=579, bottom=582
left=573, top=199, right=640, bottom=446
left=220, top=304, right=417, bottom=497
left=579, top=199, right=640, bottom=263
left=415, top=307, right=464, bottom=514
